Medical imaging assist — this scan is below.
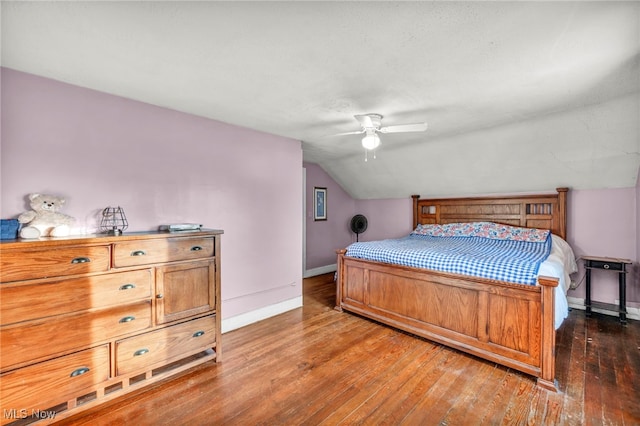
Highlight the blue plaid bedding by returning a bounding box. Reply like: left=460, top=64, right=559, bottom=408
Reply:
left=346, top=234, right=552, bottom=285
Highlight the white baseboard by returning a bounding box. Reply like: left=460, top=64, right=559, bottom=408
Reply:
left=567, top=296, right=640, bottom=321
left=221, top=296, right=303, bottom=333
left=304, top=264, right=337, bottom=278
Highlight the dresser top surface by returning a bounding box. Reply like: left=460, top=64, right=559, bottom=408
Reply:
left=0, top=229, right=224, bottom=249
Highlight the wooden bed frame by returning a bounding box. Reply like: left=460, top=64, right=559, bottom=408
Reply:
left=335, top=188, right=568, bottom=391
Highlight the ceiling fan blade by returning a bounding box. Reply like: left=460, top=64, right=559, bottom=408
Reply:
left=379, top=122, right=428, bottom=133
left=319, top=129, right=365, bottom=139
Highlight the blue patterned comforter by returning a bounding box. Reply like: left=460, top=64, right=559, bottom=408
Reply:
left=346, top=233, right=552, bottom=285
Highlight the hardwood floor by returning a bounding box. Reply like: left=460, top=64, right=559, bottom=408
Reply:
left=60, top=273, right=640, bottom=425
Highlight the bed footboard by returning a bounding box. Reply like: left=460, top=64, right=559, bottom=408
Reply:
left=335, top=250, right=559, bottom=391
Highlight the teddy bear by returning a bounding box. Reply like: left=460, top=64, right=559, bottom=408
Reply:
left=18, top=193, right=76, bottom=239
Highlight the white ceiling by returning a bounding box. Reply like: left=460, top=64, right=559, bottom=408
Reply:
left=2, top=1, right=639, bottom=199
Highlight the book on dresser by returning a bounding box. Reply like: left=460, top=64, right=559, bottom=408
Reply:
left=0, top=229, right=223, bottom=425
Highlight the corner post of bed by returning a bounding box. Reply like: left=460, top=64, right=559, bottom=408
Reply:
left=335, top=249, right=347, bottom=312
left=556, top=187, right=569, bottom=240
left=411, top=194, right=420, bottom=229
left=537, top=275, right=560, bottom=392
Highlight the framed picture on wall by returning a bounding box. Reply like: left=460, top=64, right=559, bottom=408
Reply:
left=314, top=187, right=327, bottom=221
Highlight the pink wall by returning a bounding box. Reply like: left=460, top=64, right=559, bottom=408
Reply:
left=636, top=170, right=640, bottom=296
left=566, top=188, right=638, bottom=306
left=304, top=162, right=354, bottom=270
left=1, top=68, right=303, bottom=319
left=304, top=162, right=416, bottom=271
left=352, top=198, right=413, bottom=242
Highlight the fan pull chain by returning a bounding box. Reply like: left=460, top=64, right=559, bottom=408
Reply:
left=364, top=149, right=378, bottom=162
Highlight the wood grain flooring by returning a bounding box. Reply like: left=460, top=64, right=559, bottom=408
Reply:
left=59, top=273, right=640, bottom=425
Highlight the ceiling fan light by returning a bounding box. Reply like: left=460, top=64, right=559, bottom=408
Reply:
left=361, top=133, right=381, bottom=150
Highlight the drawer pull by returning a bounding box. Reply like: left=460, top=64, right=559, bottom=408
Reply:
left=119, top=284, right=136, bottom=290
left=70, top=367, right=90, bottom=377
left=131, top=250, right=147, bottom=257
left=192, top=330, right=205, bottom=338
left=119, top=316, right=136, bottom=323
left=603, top=264, right=610, bottom=269
left=134, top=348, right=149, bottom=357
left=156, top=293, right=164, bottom=299
left=191, top=246, right=203, bottom=252
left=71, top=257, right=91, bottom=264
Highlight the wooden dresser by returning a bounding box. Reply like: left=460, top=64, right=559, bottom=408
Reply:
left=0, top=230, right=222, bottom=425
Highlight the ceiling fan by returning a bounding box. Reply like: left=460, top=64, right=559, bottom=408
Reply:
left=329, top=113, right=428, bottom=160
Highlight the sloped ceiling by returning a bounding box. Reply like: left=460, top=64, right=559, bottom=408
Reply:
left=2, top=1, right=639, bottom=199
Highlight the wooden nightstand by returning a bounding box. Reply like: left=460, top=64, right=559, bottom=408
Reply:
left=583, top=256, right=632, bottom=324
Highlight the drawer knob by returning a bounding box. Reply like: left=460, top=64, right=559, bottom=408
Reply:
left=70, top=367, right=90, bottom=377
left=71, top=257, right=91, bottom=264
left=603, top=264, right=610, bottom=269
left=191, top=246, right=203, bottom=252
left=156, top=294, right=164, bottom=299
left=134, top=348, right=149, bottom=357
left=192, top=330, right=205, bottom=338
left=131, top=250, right=147, bottom=257
left=119, top=284, right=136, bottom=290
left=119, top=316, right=136, bottom=323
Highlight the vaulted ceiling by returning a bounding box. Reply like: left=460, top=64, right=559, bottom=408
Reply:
left=2, top=1, right=639, bottom=199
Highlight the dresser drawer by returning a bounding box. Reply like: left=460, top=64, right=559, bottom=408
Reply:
left=1, top=301, right=152, bottom=371
left=586, top=259, right=624, bottom=271
left=115, top=315, right=216, bottom=376
left=1, top=345, right=110, bottom=414
left=1, top=269, right=153, bottom=326
left=0, top=245, right=111, bottom=283
left=113, top=237, right=214, bottom=268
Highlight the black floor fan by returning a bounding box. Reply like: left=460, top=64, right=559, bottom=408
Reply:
left=350, top=214, right=368, bottom=242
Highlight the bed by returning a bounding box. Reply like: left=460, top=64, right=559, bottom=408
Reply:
left=335, top=188, right=573, bottom=391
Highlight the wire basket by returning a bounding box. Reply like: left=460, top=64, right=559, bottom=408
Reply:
left=100, top=207, right=128, bottom=235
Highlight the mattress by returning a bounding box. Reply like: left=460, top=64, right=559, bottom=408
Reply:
left=540, top=234, right=578, bottom=329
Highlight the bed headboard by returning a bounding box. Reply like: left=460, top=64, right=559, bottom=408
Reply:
left=412, top=188, right=569, bottom=240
